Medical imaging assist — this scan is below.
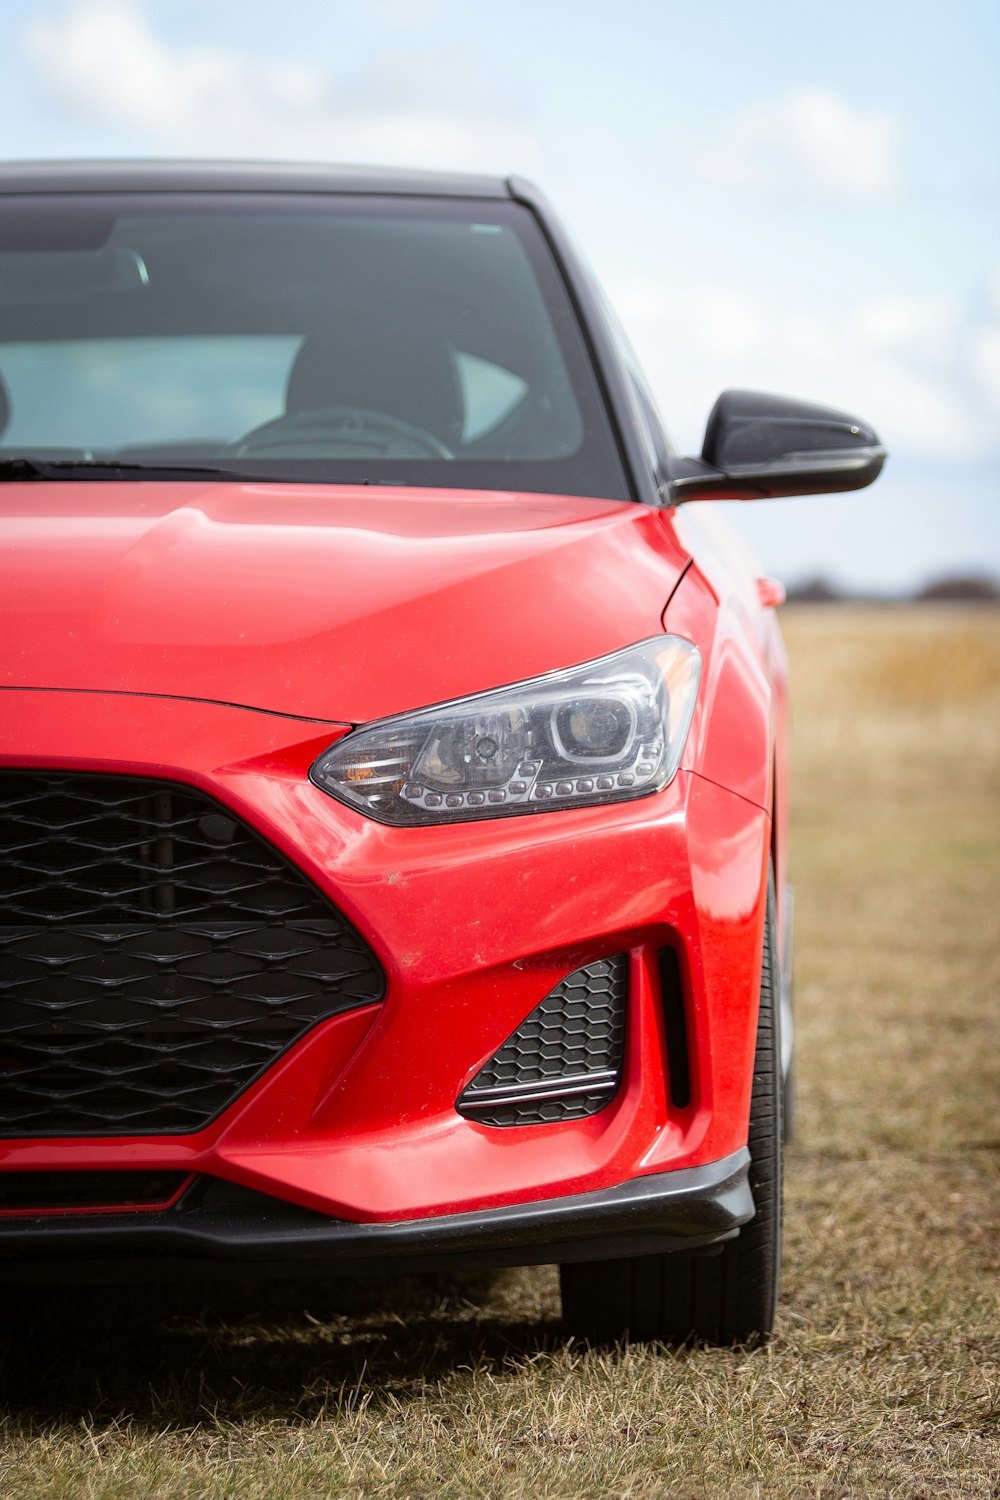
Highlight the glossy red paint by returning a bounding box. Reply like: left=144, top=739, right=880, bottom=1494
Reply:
left=2, top=482, right=688, bottom=721
left=0, top=656, right=770, bottom=1222
left=666, top=509, right=790, bottom=948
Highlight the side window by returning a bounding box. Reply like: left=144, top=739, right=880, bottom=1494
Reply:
left=632, top=377, right=674, bottom=477
left=455, top=351, right=528, bottom=443
left=590, top=271, right=675, bottom=479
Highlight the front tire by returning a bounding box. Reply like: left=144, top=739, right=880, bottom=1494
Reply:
left=560, top=865, right=783, bottom=1345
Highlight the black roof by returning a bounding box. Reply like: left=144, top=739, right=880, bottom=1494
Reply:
left=0, top=159, right=512, bottom=199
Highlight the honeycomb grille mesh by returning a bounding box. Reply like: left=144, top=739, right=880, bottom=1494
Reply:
left=0, top=771, right=384, bottom=1137
left=456, top=955, right=627, bottom=1127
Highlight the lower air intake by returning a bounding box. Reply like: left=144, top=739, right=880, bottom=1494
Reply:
left=456, top=955, right=627, bottom=1127
left=0, top=1170, right=189, bottom=1213
left=0, top=771, right=385, bottom=1138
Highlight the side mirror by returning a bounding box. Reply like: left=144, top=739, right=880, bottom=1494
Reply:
left=669, top=390, right=886, bottom=502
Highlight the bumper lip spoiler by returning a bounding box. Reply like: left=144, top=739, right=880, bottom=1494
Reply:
left=0, top=1150, right=752, bottom=1283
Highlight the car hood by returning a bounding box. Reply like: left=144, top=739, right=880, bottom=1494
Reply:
left=2, top=482, right=689, bottom=723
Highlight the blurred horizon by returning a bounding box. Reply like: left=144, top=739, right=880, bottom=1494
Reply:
left=1, top=0, right=997, bottom=592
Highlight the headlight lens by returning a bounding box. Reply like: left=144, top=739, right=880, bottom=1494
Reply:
left=310, top=636, right=700, bottom=826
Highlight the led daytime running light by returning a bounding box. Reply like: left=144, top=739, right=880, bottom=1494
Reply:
left=311, top=636, right=700, bottom=826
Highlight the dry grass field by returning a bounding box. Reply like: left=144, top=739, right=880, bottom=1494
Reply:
left=1, top=604, right=998, bottom=1499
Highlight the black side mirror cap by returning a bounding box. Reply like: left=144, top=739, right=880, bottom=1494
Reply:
left=668, top=389, right=887, bottom=502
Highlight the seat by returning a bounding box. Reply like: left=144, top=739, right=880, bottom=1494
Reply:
left=285, top=325, right=464, bottom=451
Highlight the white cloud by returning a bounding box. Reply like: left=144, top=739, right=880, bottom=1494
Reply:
left=609, top=277, right=1000, bottom=460
left=21, top=0, right=538, bottom=171
left=699, top=87, right=901, bottom=197
left=988, top=265, right=1000, bottom=316
left=973, top=264, right=1000, bottom=409
left=847, top=297, right=955, bottom=353
left=974, top=329, right=1000, bottom=410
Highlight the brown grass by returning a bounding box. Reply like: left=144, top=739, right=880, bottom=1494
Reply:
left=1, top=604, right=998, bottom=1499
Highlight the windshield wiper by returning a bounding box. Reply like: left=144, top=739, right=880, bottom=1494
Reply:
left=0, top=457, right=251, bottom=483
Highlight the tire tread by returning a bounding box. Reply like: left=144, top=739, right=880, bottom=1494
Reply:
left=560, top=865, right=783, bottom=1345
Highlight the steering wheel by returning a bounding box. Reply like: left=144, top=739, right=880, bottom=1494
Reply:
left=231, top=406, right=453, bottom=460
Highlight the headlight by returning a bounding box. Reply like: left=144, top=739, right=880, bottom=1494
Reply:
left=310, top=636, right=701, bottom=826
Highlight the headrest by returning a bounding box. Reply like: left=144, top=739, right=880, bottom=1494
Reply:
left=286, top=326, right=463, bottom=448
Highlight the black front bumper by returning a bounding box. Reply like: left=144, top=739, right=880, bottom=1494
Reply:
left=0, top=1151, right=752, bottom=1284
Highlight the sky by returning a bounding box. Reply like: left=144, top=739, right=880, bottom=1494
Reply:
left=1, top=0, right=998, bottom=593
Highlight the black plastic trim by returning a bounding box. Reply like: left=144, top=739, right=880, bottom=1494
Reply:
left=0, top=1150, right=753, bottom=1282
left=0, top=1170, right=188, bottom=1212
left=658, top=946, right=691, bottom=1110
left=668, top=448, right=887, bottom=502
left=665, top=389, right=887, bottom=502
left=0, top=160, right=509, bottom=200
left=507, top=176, right=657, bottom=508
left=456, top=953, right=628, bottom=1127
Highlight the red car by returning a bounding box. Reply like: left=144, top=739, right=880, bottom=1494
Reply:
left=0, top=163, right=884, bottom=1344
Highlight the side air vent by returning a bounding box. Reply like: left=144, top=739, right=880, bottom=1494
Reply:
left=456, top=955, right=627, bottom=1128
left=658, top=945, right=691, bottom=1109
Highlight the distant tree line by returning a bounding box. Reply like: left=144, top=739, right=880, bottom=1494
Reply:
left=784, top=574, right=1000, bottom=604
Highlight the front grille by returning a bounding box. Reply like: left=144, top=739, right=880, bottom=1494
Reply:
left=456, top=955, right=627, bottom=1127
left=0, top=771, right=384, bottom=1137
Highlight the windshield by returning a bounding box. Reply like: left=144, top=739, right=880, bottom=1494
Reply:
left=0, top=193, right=629, bottom=499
